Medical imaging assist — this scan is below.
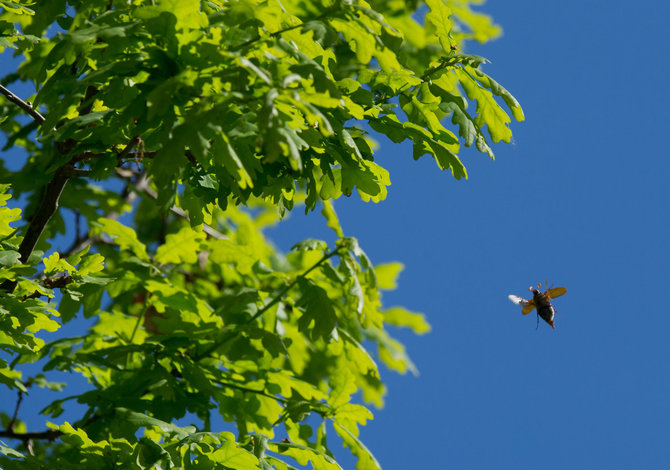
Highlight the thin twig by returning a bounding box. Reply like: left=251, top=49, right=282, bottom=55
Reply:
left=212, top=378, right=289, bottom=404
left=246, top=247, right=342, bottom=324
left=195, top=247, right=342, bottom=361
left=0, top=84, right=45, bottom=124
left=7, top=390, right=23, bottom=432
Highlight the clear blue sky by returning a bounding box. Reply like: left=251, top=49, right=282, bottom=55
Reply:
left=268, top=2, right=670, bottom=468
left=3, top=2, right=670, bottom=469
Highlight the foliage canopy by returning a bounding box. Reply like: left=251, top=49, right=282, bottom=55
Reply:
left=0, top=0, right=522, bottom=468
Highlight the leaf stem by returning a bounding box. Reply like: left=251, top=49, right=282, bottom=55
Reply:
left=244, top=247, right=343, bottom=325
left=129, top=304, right=147, bottom=344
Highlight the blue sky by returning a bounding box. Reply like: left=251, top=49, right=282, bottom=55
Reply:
left=269, top=1, right=670, bottom=468
left=3, top=1, right=670, bottom=469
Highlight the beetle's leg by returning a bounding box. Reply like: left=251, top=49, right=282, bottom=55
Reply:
left=536, top=312, right=539, bottom=330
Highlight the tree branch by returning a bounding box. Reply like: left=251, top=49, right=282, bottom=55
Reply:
left=0, top=163, right=74, bottom=293
left=0, top=428, right=61, bottom=441
left=18, top=165, right=70, bottom=263
left=0, top=84, right=45, bottom=124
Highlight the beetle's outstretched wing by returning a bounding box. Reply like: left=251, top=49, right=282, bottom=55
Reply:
left=508, top=295, right=536, bottom=315
left=508, top=294, right=527, bottom=306
left=521, top=301, right=536, bottom=315
left=547, top=287, right=567, bottom=299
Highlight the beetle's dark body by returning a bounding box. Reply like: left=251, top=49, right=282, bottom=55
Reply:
left=531, top=288, right=556, bottom=328
left=508, top=282, right=566, bottom=329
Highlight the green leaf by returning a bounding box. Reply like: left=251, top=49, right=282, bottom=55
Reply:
left=330, top=18, right=375, bottom=65
left=384, top=307, right=431, bottom=334
left=0, top=205, right=21, bottom=237
left=329, top=368, right=357, bottom=409
left=117, top=408, right=196, bottom=438
left=0, top=440, right=25, bottom=458
left=465, top=65, right=525, bottom=122
left=0, top=249, right=20, bottom=266
left=268, top=442, right=342, bottom=470
left=136, top=0, right=208, bottom=32
left=77, top=253, right=105, bottom=275
left=367, top=328, right=418, bottom=376
left=321, top=200, right=344, bottom=238
left=155, top=226, right=206, bottom=264
left=208, top=437, right=260, bottom=469
left=374, top=262, right=403, bottom=290
left=296, top=278, right=337, bottom=341
left=290, top=239, right=328, bottom=252
left=456, top=68, right=514, bottom=143
left=341, top=160, right=390, bottom=202
left=426, top=0, right=454, bottom=53
left=135, top=437, right=171, bottom=470
left=43, top=252, right=75, bottom=275
left=333, top=422, right=381, bottom=470
left=92, top=218, right=149, bottom=260
left=267, top=370, right=326, bottom=401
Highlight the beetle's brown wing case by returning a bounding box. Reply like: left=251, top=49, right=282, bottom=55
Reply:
left=521, top=300, right=536, bottom=315
left=547, top=287, right=567, bottom=299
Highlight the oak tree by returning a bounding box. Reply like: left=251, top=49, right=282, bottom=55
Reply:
left=0, top=0, right=522, bottom=468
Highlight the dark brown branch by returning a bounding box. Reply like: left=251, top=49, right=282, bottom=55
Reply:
left=0, top=408, right=101, bottom=443
left=0, top=83, right=104, bottom=293
left=61, top=167, right=91, bottom=178
left=0, top=164, right=72, bottom=292
left=0, top=84, right=45, bottom=124
left=18, top=165, right=71, bottom=263
left=0, top=428, right=61, bottom=441
left=78, top=86, right=98, bottom=116
left=117, top=136, right=141, bottom=159
left=43, top=275, right=74, bottom=289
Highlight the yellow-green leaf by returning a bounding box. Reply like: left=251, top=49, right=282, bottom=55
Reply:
left=92, top=218, right=148, bottom=260
left=155, top=226, right=206, bottom=265
left=426, top=0, right=454, bottom=53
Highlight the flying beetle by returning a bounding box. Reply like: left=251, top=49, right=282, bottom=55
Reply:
left=508, top=282, right=566, bottom=329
